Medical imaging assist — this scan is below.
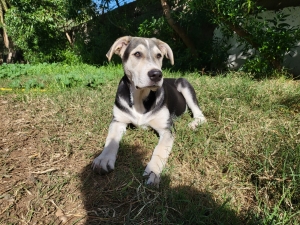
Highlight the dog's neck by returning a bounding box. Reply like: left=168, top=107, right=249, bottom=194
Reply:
left=132, top=86, right=165, bottom=115
left=123, top=74, right=163, bottom=114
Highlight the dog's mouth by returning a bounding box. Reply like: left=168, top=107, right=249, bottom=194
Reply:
left=136, top=84, right=160, bottom=90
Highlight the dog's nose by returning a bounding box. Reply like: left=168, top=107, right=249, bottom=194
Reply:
left=148, top=69, right=162, bottom=82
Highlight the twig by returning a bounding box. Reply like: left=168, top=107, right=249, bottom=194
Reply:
left=31, top=168, right=58, bottom=174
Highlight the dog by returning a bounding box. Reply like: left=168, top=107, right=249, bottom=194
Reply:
left=92, top=36, right=206, bottom=187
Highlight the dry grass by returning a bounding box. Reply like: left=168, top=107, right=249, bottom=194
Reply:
left=0, top=70, right=299, bottom=224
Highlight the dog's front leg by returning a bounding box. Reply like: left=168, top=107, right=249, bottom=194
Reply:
left=143, top=128, right=174, bottom=187
left=92, top=120, right=127, bottom=174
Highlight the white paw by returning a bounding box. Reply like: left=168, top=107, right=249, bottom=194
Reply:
left=143, top=170, right=160, bottom=188
left=92, top=152, right=116, bottom=175
left=188, top=116, right=207, bottom=130
left=143, top=162, right=161, bottom=188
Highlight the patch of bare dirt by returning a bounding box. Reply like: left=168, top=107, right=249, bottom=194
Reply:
left=0, top=94, right=97, bottom=224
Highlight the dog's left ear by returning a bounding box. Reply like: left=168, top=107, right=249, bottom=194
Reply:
left=154, top=39, right=174, bottom=65
left=106, top=36, right=132, bottom=61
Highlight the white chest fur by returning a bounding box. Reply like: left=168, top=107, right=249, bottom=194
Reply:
left=113, top=97, right=170, bottom=130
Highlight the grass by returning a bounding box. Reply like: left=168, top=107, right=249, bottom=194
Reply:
left=0, top=63, right=123, bottom=89
left=0, top=64, right=299, bottom=224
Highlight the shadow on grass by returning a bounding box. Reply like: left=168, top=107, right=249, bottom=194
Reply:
left=279, top=94, right=300, bottom=113
left=79, top=142, right=255, bottom=225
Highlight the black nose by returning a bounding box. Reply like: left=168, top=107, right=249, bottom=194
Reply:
left=148, top=69, right=162, bottom=82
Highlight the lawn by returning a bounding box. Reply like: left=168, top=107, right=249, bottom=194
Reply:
left=0, top=64, right=299, bottom=224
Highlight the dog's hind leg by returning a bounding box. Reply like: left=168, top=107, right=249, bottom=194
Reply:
left=175, top=78, right=207, bottom=129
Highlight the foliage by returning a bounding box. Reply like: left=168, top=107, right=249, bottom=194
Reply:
left=172, top=2, right=229, bottom=71
left=73, top=18, right=120, bottom=65
left=240, top=12, right=300, bottom=76
left=138, top=16, right=166, bottom=37
left=73, top=0, right=161, bottom=65
left=67, top=0, right=95, bottom=22
left=2, top=0, right=300, bottom=75
left=189, top=0, right=300, bottom=77
left=81, top=0, right=299, bottom=74
left=5, top=0, right=92, bottom=63
left=5, top=0, right=65, bottom=62
left=76, top=0, right=226, bottom=71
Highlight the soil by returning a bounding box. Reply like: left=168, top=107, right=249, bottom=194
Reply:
left=0, top=94, right=98, bottom=224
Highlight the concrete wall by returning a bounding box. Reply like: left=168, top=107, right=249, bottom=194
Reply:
left=215, top=7, right=300, bottom=75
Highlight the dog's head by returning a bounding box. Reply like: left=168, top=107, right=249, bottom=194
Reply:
left=106, top=36, right=174, bottom=89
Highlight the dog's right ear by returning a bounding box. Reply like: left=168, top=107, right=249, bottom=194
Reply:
left=106, top=36, right=132, bottom=61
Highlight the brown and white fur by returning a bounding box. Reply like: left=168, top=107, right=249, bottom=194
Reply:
left=92, top=36, right=206, bottom=187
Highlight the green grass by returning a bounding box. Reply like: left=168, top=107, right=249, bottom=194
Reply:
left=0, top=64, right=299, bottom=224
left=0, top=63, right=123, bottom=90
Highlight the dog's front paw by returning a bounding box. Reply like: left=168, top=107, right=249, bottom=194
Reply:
left=188, top=116, right=207, bottom=130
left=143, top=170, right=160, bottom=188
left=143, top=163, right=161, bottom=188
left=92, top=153, right=116, bottom=175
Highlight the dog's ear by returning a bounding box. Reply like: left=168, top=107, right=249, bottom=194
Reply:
left=106, top=36, right=132, bottom=61
left=154, top=39, right=174, bottom=65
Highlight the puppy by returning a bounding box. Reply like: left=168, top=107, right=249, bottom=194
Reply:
left=92, top=36, right=206, bottom=187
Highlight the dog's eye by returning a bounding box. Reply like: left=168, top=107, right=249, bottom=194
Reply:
left=157, top=53, right=162, bottom=59
left=134, top=52, right=141, bottom=58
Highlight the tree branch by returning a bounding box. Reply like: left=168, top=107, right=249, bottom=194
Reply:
left=160, top=0, right=198, bottom=57
left=65, top=32, right=73, bottom=46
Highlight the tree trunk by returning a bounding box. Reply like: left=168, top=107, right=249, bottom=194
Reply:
left=1, top=12, right=9, bottom=49
left=2, top=28, right=9, bottom=49
left=65, top=32, right=73, bottom=46
left=160, top=0, right=198, bottom=57
left=6, top=51, right=12, bottom=63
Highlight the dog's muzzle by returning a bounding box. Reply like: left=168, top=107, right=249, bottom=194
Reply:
left=148, top=69, right=162, bottom=83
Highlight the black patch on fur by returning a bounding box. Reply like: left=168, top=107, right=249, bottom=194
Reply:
left=143, top=90, right=157, bottom=112
left=114, top=75, right=133, bottom=116
left=163, top=78, right=187, bottom=117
